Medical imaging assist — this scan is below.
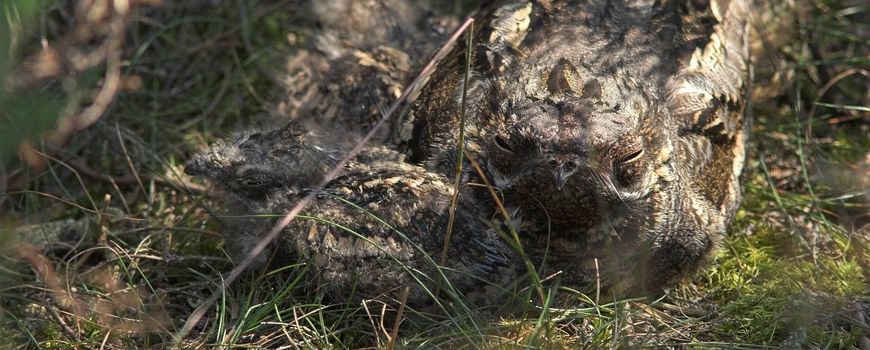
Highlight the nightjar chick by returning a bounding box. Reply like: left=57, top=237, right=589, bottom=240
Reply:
left=185, top=121, right=407, bottom=201
left=185, top=122, right=339, bottom=201
left=278, top=0, right=455, bottom=139
left=396, top=0, right=751, bottom=295
left=186, top=123, right=516, bottom=306
left=256, top=161, right=515, bottom=306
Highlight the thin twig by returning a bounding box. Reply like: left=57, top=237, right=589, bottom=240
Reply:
left=115, top=124, right=148, bottom=198
left=441, top=20, right=474, bottom=267
left=805, top=68, right=870, bottom=139
left=99, top=328, right=112, bottom=350
left=386, top=286, right=411, bottom=350
left=594, top=258, right=600, bottom=304
left=462, top=149, right=546, bottom=305
left=44, top=298, right=80, bottom=342
left=0, top=163, right=7, bottom=207
left=362, top=300, right=383, bottom=347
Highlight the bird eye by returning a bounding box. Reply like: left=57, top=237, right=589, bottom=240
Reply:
left=619, top=149, right=644, bottom=164
left=240, top=170, right=274, bottom=188
left=243, top=178, right=268, bottom=186
left=614, top=149, right=644, bottom=187
left=494, top=135, right=514, bottom=153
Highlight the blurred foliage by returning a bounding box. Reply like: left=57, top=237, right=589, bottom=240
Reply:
left=0, top=0, right=868, bottom=348
left=1, top=1, right=56, bottom=164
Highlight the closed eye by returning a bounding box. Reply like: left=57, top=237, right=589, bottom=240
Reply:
left=619, top=149, right=644, bottom=164
left=494, top=136, right=514, bottom=153
left=243, top=178, right=269, bottom=186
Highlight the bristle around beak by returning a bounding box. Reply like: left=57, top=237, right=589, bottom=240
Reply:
left=555, top=164, right=572, bottom=191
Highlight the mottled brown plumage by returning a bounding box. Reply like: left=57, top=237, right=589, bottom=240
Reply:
left=257, top=161, right=515, bottom=305
left=394, top=0, right=751, bottom=295
left=189, top=0, right=753, bottom=304
left=277, top=0, right=454, bottom=137
left=186, top=122, right=515, bottom=305
left=185, top=121, right=339, bottom=200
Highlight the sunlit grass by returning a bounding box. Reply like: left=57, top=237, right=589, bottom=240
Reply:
left=1, top=0, right=868, bottom=348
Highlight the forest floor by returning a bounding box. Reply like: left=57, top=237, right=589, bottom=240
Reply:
left=1, top=0, right=869, bottom=348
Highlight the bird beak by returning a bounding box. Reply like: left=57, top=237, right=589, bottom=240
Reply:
left=555, top=165, right=572, bottom=191
left=184, top=152, right=219, bottom=177
left=184, top=157, right=207, bottom=176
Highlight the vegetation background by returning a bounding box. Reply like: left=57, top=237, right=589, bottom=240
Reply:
left=1, top=0, right=868, bottom=348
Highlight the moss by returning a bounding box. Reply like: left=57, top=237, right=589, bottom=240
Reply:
left=1, top=0, right=868, bottom=348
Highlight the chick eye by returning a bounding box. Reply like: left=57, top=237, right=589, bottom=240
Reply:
left=494, top=135, right=514, bottom=153
left=240, top=170, right=273, bottom=188
left=619, top=149, right=644, bottom=164
left=614, top=149, right=644, bottom=187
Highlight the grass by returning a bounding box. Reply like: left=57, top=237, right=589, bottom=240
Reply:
left=1, top=0, right=869, bottom=348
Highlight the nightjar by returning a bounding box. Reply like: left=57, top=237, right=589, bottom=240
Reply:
left=189, top=0, right=753, bottom=303
left=277, top=0, right=454, bottom=138
left=394, top=0, right=751, bottom=295
left=186, top=122, right=515, bottom=305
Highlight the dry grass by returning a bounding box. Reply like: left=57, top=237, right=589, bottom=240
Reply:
left=1, top=0, right=869, bottom=348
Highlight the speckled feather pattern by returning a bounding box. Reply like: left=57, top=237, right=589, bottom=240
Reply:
left=395, top=0, right=751, bottom=295
left=187, top=0, right=751, bottom=305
